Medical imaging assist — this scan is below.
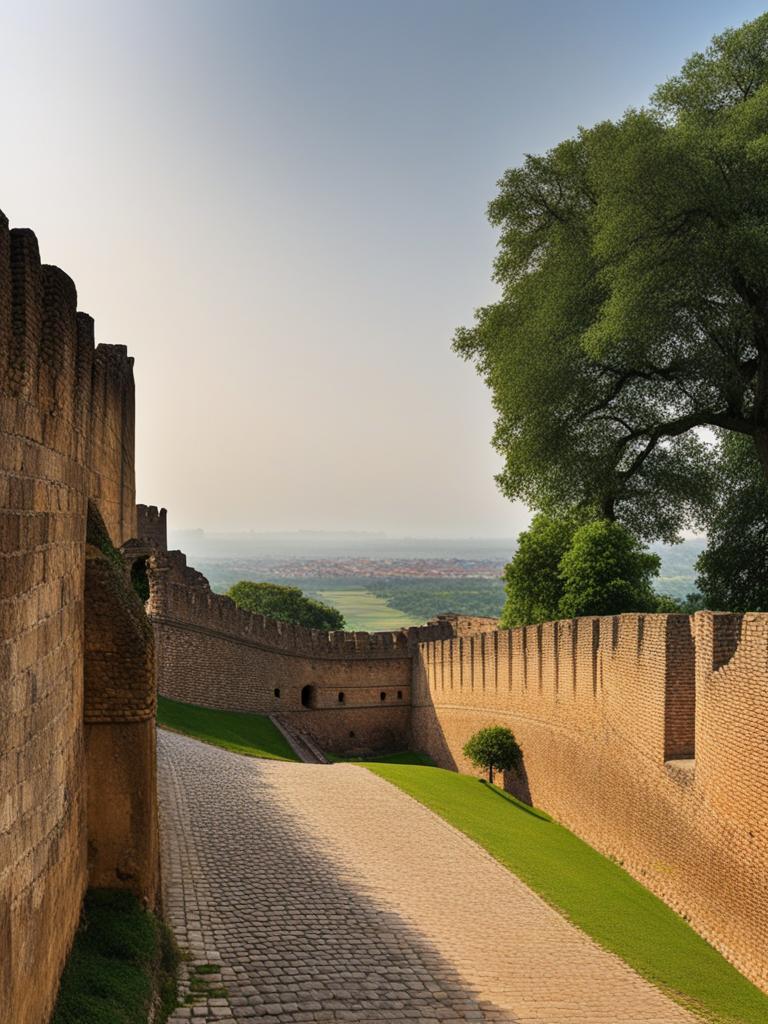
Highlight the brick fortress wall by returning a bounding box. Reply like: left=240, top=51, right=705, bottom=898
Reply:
left=147, top=550, right=459, bottom=754
left=0, top=211, right=156, bottom=1024
left=412, top=612, right=768, bottom=992
left=149, top=541, right=768, bottom=989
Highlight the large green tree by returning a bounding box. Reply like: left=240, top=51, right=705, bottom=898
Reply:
left=462, top=725, right=522, bottom=784
left=558, top=520, right=661, bottom=618
left=454, top=14, right=768, bottom=542
left=227, top=581, right=345, bottom=631
left=499, top=513, right=579, bottom=627
left=500, top=515, right=666, bottom=626
left=696, top=433, right=768, bottom=610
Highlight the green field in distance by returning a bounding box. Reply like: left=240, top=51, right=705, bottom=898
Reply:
left=315, top=588, right=422, bottom=632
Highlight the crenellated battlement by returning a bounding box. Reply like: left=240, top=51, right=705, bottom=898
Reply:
left=147, top=549, right=454, bottom=660
left=0, top=210, right=137, bottom=546
left=412, top=608, right=768, bottom=990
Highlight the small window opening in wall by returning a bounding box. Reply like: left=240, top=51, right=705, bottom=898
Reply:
left=349, top=730, right=355, bottom=738
left=397, top=690, right=403, bottom=700
left=380, top=691, right=386, bottom=701
left=300, top=684, right=314, bottom=708
left=338, top=691, right=345, bottom=703
left=274, top=688, right=281, bottom=698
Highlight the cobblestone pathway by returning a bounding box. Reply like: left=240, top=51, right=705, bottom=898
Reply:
left=160, top=730, right=694, bottom=1024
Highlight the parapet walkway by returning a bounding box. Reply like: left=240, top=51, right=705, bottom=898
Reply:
left=159, top=730, right=694, bottom=1024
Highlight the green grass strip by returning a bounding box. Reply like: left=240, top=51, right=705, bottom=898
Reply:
left=365, top=762, right=768, bottom=1024
left=157, top=695, right=299, bottom=761
left=52, top=889, right=178, bottom=1024
left=328, top=749, right=435, bottom=766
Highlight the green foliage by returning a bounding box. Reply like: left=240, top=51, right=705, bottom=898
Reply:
left=454, top=12, right=768, bottom=542
left=682, top=591, right=707, bottom=613
left=157, top=696, right=299, bottom=761
left=226, top=580, right=345, bottom=631
left=86, top=501, right=125, bottom=577
left=328, top=750, right=436, bottom=766
left=51, top=890, right=179, bottom=1024
left=696, top=434, right=768, bottom=610
left=499, top=513, right=578, bottom=627
left=558, top=520, right=660, bottom=618
left=130, top=557, right=150, bottom=603
left=501, top=516, right=667, bottom=624
left=368, top=578, right=506, bottom=621
left=368, top=762, right=768, bottom=1023
left=462, top=725, right=522, bottom=783
left=652, top=594, right=684, bottom=613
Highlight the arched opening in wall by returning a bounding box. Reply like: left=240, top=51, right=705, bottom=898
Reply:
left=274, top=688, right=281, bottom=699
left=397, top=690, right=402, bottom=700
left=130, top=556, right=150, bottom=603
left=300, top=684, right=315, bottom=708
left=338, top=691, right=345, bottom=703
left=380, top=691, right=386, bottom=701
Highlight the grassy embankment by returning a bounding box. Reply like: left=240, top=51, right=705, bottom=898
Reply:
left=157, top=695, right=298, bottom=760
left=51, top=890, right=178, bottom=1024
left=366, top=762, right=768, bottom=1024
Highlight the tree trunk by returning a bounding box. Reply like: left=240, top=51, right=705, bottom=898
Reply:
left=489, top=765, right=494, bottom=784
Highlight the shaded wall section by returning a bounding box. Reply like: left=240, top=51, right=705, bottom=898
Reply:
left=411, top=612, right=768, bottom=993
left=0, top=209, right=152, bottom=1024
left=84, top=505, right=158, bottom=904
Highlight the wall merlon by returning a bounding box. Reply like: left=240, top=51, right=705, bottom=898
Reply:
left=41, top=264, right=78, bottom=418
left=9, top=227, right=43, bottom=400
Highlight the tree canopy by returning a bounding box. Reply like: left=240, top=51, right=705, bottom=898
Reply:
left=226, top=581, right=345, bottom=631
left=695, top=433, right=768, bottom=610
left=500, top=515, right=666, bottom=626
left=462, top=725, right=522, bottom=784
left=558, top=520, right=661, bottom=618
left=454, top=13, right=768, bottom=543
left=499, top=514, right=578, bottom=627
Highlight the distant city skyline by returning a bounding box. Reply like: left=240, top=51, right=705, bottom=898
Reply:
left=1, top=1, right=762, bottom=536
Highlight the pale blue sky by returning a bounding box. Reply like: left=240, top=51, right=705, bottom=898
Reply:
left=0, top=1, right=763, bottom=535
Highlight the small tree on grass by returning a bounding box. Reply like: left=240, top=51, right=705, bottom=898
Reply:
left=462, top=726, right=522, bottom=784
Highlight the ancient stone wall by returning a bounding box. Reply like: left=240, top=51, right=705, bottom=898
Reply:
left=412, top=611, right=768, bottom=992
left=136, top=503, right=167, bottom=550
left=0, top=210, right=154, bottom=1024
left=148, top=550, right=455, bottom=754
left=84, top=505, right=158, bottom=903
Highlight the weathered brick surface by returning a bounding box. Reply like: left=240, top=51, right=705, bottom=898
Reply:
left=84, top=518, right=159, bottom=903
left=0, top=210, right=154, bottom=1024
left=412, top=612, right=768, bottom=993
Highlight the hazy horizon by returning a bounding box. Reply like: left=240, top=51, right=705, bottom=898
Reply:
left=1, top=1, right=761, bottom=537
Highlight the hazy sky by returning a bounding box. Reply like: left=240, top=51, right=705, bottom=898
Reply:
left=0, top=1, right=763, bottom=536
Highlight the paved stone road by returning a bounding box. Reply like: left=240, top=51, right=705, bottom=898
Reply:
left=159, top=730, right=694, bottom=1024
